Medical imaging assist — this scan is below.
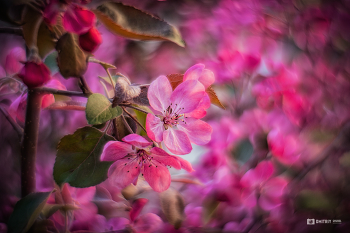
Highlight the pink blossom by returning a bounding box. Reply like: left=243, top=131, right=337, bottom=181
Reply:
left=44, top=0, right=95, bottom=35
left=240, top=161, right=288, bottom=211
left=9, top=79, right=66, bottom=122
left=146, top=75, right=212, bottom=155
left=101, top=134, right=193, bottom=192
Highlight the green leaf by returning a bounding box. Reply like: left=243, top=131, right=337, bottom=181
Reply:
left=7, top=191, right=52, bottom=233
left=94, top=2, right=185, bottom=47
left=86, top=93, right=122, bottom=125
left=53, top=126, right=115, bottom=187
left=296, top=190, right=337, bottom=211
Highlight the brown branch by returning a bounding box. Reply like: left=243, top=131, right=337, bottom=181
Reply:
left=34, top=87, right=87, bottom=97
left=0, top=105, right=23, bottom=138
left=21, top=89, right=43, bottom=197
left=120, top=114, right=134, bottom=134
left=119, top=103, right=149, bottom=114
left=79, top=76, right=93, bottom=96
left=0, top=27, right=23, bottom=36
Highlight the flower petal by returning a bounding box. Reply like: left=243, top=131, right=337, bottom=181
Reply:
left=43, top=0, right=60, bottom=25
left=122, top=134, right=152, bottom=148
left=186, top=93, right=211, bottom=119
left=170, top=80, right=205, bottom=114
left=130, top=198, right=148, bottom=222
left=183, top=63, right=205, bottom=82
left=178, top=118, right=212, bottom=145
left=163, top=128, right=192, bottom=155
left=171, top=155, right=194, bottom=172
left=150, top=147, right=181, bottom=169
left=146, top=114, right=164, bottom=142
left=101, top=141, right=133, bottom=162
left=63, top=5, right=95, bottom=34
left=108, top=157, right=141, bottom=189
left=143, top=160, right=171, bottom=192
left=147, top=75, right=172, bottom=112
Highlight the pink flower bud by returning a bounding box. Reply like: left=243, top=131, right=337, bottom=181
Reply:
left=79, top=27, right=102, bottom=53
left=18, top=62, right=51, bottom=88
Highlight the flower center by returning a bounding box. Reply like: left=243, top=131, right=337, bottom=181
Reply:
left=162, top=103, right=187, bottom=129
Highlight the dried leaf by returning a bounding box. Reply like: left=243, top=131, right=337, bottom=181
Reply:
left=206, top=86, right=225, bottom=109
left=94, top=2, right=185, bottom=47
left=113, top=76, right=141, bottom=105
left=56, top=33, right=87, bottom=78
left=37, top=16, right=65, bottom=59
left=130, top=86, right=150, bottom=106
left=166, top=73, right=183, bottom=90
left=22, top=5, right=42, bottom=50
left=160, top=188, right=185, bottom=229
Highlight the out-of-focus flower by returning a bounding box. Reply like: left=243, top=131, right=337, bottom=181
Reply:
left=17, top=61, right=51, bottom=88
left=9, top=79, right=66, bottom=122
left=79, top=27, right=102, bottom=53
left=240, top=161, right=288, bottom=211
left=44, top=0, right=95, bottom=35
left=146, top=75, right=212, bottom=155
left=47, top=183, right=98, bottom=231
left=101, top=134, right=193, bottom=192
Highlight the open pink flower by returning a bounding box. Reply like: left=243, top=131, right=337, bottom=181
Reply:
left=101, top=134, right=193, bottom=192
left=44, top=0, right=95, bottom=35
left=146, top=75, right=212, bottom=155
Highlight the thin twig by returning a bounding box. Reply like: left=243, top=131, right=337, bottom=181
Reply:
left=35, top=87, right=87, bottom=97
left=0, top=27, right=23, bottom=36
left=120, top=114, right=134, bottom=134
left=119, top=104, right=149, bottom=114
left=0, top=105, right=23, bottom=138
left=121, top=106, right=147, bottom=133
left=106, top=69, right=117, bottom=96
left=79, top=76, right=93, bottom=96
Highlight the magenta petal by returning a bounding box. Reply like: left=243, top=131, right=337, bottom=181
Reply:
left=101, top=141, right=133, bottom=162
left=183, top=63, right=205, bottom=82
left=143, top=160, right=171, bottom=192
left=63, top=5, right=95, bottom=34
left=178, top=118, right=212, bottom=145
left=122, top=134, right=152, bottom=148
left=43, top=0, right=60, bottom=25
left=254, top=161, right=274, bottom=183
left=108, top=157, right=140, bottom=189
left=45, top=79, right=67, bottom=90
left=147, top=75, right=172, bottom=112
left=146, top=114, right=164, bottom=142
left=186, top=94, right=210, bottom=119
left=133, top=213, right=163, bottom=233
left=240, top=170, right=256, bottom=188
left=198, top=69, right=215, bottom=89
left=170, top=80, right=205, bottom=114
left=150, top=147, right=181, bottom=169
left=130, top=198, right=148, bottom=222
left=171, top=155, right=194, bottom=172
left=73, top=186, right=96, bottom=203
left=241, top=188, right=257, bottom=208
left=163, top=128, right=192, bottom=155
